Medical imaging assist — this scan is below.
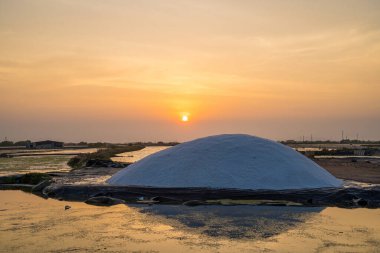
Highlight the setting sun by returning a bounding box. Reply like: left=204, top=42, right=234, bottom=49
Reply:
left=181, top=115, right=189, bottom=122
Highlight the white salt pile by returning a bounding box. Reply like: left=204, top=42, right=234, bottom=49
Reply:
left=107, top=134, right=342, bottom=190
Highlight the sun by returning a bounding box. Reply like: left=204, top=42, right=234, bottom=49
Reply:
left=181, top=115, right=189, bottom=122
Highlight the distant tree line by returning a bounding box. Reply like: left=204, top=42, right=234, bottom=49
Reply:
left=306, top=148, right=378, bottom=156
left=281, top=139, right=380, bottom=145
left=64, top=141, right=179, bottom=148
left=0, top=140, right=31, bottom=147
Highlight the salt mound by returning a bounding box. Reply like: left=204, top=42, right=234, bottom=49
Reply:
left=107, top=134, right=342, bottom=190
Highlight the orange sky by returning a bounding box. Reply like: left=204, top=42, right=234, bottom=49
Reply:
left=1, top=0, right=380, bottom=142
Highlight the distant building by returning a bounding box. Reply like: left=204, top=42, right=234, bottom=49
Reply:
left=27, top=140, right=64, bottom=149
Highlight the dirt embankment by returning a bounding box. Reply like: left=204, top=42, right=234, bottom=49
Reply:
left=67, top=145, right=144, bottom=169
left=314, top=158, right=380, bottom=184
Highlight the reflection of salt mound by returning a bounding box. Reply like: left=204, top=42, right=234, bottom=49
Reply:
left=138, top=205, right=324, bottom=239
left=107, top=134, right=342, bottom=190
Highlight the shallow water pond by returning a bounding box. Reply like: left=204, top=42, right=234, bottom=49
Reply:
left=0, top=191, right=379, bottom=253
left=0, top=148, right=99, bottom=176
left=112, top=146, right=170, bottom=163
left=0, top=156, right=72, bottom=176
left=0, top=147, right=165, bottom=176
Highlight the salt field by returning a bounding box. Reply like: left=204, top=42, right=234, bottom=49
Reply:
left=1, top=142, right=379, bottom=252
left=0, top=148, right=98, bottom=176
left=0, top=155, right=72, bottom=176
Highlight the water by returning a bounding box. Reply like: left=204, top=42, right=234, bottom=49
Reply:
left=111, top=146, right=170, bottom=163
left=294, top=147, right=324, bottom=152
left=0, top=148, right=98, bottom=176
left=0, top=191, right=379, bottom=253
left=0, top=146, right=169, bottom=176
left=0, top=155, right=72, bottom=176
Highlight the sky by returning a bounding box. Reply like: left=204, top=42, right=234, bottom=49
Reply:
left=0, top=0, right=380, bottom=142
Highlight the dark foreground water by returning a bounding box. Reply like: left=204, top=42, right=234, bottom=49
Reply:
left=1, top=191, right=379, bottom=253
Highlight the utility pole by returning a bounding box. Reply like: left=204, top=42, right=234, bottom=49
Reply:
left=310, top=134, right=313, bottom=142
left=341, top=130, right=344, bottom=141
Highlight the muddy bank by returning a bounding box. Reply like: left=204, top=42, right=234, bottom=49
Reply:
left=314, top=158, right=380, bottom=184
left=42, top=184, right=380, bottom=208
